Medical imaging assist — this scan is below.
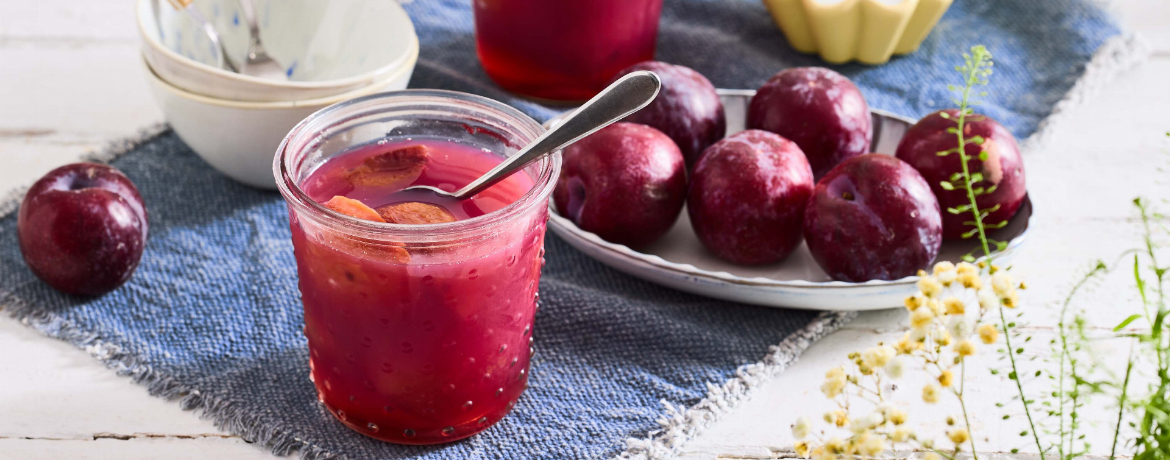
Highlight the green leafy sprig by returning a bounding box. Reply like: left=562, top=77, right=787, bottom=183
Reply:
left=935, top=45, right=1010, bottom=262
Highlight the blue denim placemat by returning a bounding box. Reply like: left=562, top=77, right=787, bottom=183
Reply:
left=0, top=0, right=1122, bottom=459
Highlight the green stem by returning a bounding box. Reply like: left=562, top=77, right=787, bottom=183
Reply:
left=1000, top=306, right=1045, bottom=458
left=1112, top=341, right=1135, bottom=460
left=1057, top=266, right=1103, bottom=460
left=949, top=46, right=1042, bottom=459
left=958, top=359, right=979, bottom=459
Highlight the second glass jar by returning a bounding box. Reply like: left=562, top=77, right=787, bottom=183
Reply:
left=473, top=0, right=664, bottom=102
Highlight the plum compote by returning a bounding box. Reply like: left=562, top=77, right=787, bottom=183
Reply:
left=291, top=138, right=542, bottom=444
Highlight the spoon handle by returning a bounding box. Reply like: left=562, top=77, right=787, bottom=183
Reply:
left=451, top=71, right=661, bottom=199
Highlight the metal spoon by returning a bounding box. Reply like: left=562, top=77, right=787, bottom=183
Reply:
left=400, top=71, right=662, bottom=201
left=236, top=0, right=288, bottom=80
left=159, top=0, right=237, bottom=72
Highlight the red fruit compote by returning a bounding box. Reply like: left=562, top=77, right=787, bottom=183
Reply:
left=274, top=91, right=559, bottom=444
left=474, top=0, right=663, bottom=101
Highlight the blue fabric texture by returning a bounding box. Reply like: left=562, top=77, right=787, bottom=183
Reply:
left=0, top=0, right=1119, bottom=459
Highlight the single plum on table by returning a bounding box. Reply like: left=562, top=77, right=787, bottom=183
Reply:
left=895, top=109, right=1026, bottom=240
left=803, top=154, right=942, bottom=282
left=687, top=130, right=814, bottom=265
left=612, top=61, right=726, bottom=167
left=747, top=67, right=872, bottom=180
left=554, top=122, right=687, bottom=248
left=18, top=162, right=148, bottom=296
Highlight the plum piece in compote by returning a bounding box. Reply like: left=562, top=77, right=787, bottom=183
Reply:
left=553, top=122, right=687, bottom=248
left=18, top=163, right=148, bottom=296
left=747, top=67, right=872, bottom=180
left=687, top=130, right=814, bottom=265
left=611, top=61, right=726, bottom=167
left=895, top=109, right=1026, bottom=240
left=803, top=154, right=942, bottom=282
left=292, top=138, right=543, bottom=444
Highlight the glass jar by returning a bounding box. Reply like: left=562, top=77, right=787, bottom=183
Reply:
left=274, top=90, right=558, bottom=444
left=473, top=0, right=664, bottom=102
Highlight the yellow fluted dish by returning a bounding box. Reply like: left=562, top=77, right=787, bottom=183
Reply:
left=762, top=0, right=953, bottom=64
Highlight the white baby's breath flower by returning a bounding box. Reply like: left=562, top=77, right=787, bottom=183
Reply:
left=910, top=307, right=935, bottom=330
left=891, top=425, right=913, bottom=442
left=922, top=383, right=940, bottom=403
left=924, top=452, right=942, bottom=460
left=849, top=417, right=870, bottom=434
left=978, top=323, right=999, bottom=344
left=904, top=293, right=926, bottom=311
left=909, top=327, right=928, bottom=343
left=955, top=339, right=977, bottom=357
left=938, top=369, right=954, bottom=387
left=1003, top=290, right=1021, bottom=308
left=792, top=417, right=812, bottom=439
left=825, top=436, right=846, bottom=454
left=857, top=431, right=885, bottom=456
left=917, top=274, right=943, bottom=298
left=861, top=345, right=896, bottom=369
left=956, top=262, right=978, bottom=276
left=885, top=356, right=906, bottom=379
left=948, top=427, right=971, bottom=444
left=992, top=270, right=1014, bottom=297
left=887, top=408, right=907, bottom=425
left=947, top=315, right=973, bottom=339
left=978, top=288, right=999, bottom=311
left=958, top=271, right=983, bottom=289
left=935, top=328, right=952, bottom=346
left=931, top=262, right=959, bottom=283
left=821, top=367, right=847, bottom=398
left=794, top=441, right=811, bottom=458
left=943, top=296, right=966, bottom=315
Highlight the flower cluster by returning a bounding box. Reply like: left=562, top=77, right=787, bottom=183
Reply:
left=791, top=260, right=1024, bottom=460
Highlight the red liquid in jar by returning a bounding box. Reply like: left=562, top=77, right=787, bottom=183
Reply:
left=291, top=138, right=543, bottom=444
left=474, top=0, right=663, bottom=101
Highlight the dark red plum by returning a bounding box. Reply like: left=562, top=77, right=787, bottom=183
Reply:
left=747, top=67, right=872, bottom=180
left=612, top=61, right=726, bottom=167
left=895, top=109, right=1026, bottom=240
left=18, top=163, right=148, bottom=296
left=803, top=154, right=941, bottom=282
left=687, top=130, right=814, bottom=265
left=554, top=122, right=687, bottom=247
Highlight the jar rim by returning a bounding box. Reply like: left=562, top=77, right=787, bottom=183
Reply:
left=274, top=89, right=559, bottom=240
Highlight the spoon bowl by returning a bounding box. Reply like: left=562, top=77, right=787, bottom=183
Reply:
left=399, top=70, right=662, bottom=201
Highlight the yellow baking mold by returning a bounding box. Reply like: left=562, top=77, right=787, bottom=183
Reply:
left=762, top=0, right=953, bottom=64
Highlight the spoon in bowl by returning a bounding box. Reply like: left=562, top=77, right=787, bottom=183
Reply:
left=159, top=0, right=237, bottom=72
left=399, top=70, right=662, bottom=201
left=236, top=0, right=288, bottom=80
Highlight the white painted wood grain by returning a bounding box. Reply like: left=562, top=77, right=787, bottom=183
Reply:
left=0, top=0, right=1166, bottom=458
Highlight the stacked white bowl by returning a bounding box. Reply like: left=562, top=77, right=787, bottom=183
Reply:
left=136, top=0, right=419, bottom=188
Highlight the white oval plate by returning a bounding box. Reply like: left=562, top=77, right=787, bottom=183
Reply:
left=545, top=89, right=1031, bottom=311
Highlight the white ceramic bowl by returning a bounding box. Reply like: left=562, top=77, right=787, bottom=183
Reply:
left=143, top=56, right=415, bottom=189
left=137, top=0, right=418, bottom=102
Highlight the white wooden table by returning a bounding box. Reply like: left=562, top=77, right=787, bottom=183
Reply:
left=1, top=1, right=1167, bottom=458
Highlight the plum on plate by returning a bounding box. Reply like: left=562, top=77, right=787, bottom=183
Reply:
left=18, top=163, right=148, bottom=296
left=553, top=122, right=686, bottom=248
left=803, top=154, right=941, bottom=282
left=895, top=109, right=1026, bottom=240
left=612, top=61, right=726, bottom=167
left=687, top=130, right=814, bottom=265
left=747, top=67, right=872, bottom=180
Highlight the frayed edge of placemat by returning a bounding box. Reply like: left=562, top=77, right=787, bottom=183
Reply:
left=614, top=311, right=855, bottom=460
left=0, top=123, right=171, bottom=219
left=0, top=124, right=341, bottom=460
left=1021, top=33, right=1151, bottom=152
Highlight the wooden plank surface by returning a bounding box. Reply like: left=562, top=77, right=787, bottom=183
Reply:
left=0, top=0, right=1167, bottom=458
